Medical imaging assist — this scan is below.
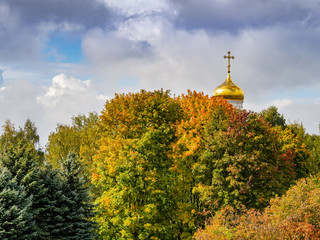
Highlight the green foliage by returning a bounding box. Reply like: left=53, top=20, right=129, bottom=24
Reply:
left=36, top=164, right=66, bottom=239
left=0, top=93, right=314, bottom=239
left=0, top=119, right=43, bottom=164
left=0, top=167, right=36, bottom=239
left=173, top=95, right=297, bottom=216
left=295, top=123, right=320, bottom=174
left=94, top=90, right=184, bottom=239
left=277, top=121, right=316, bottom=177
left=46, top=112, right=100, bottom=176
left=30, top=154, right=97, bottom=240
left=208, top=110, right=295, bottom=210
left=59, top=154, right=97, bottom=239
left=279, top=127, right=311, bottom=179
left=0, top=142, right=96, bottom=239
left=259, top=105, right=286, bottom=129
left=169, top=91, right=234, bottom=230
left=0, top=143, right=54, bottom=239
left=305, top=133, right=320, bottom=173
left=0, top=142, right=37, bottom=182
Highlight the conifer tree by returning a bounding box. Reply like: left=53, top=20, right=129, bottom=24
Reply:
left=32, top=164, right=65, bottom=239
left=0, top=142, right=96, bottom=239
left=0, top=167, right=36, bottom=239
left=0, top=142, right=47, bottom=239
left=0, top=143, right=67, bottom=239
left=58, top=153, right=97, bottom=239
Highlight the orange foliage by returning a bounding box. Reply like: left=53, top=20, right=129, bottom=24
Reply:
left=174, top=90, right=233, bottom=157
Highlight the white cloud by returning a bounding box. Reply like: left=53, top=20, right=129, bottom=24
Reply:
left=0, top=2, right=10, bottom=23
left=0, top=79, right=43, bottom=134
left=83, top=29, right=150, bottom=65
left=37, top=74, right=107, bottom=129
left=0, top=74, right=107, bottom=146
left=37, top=73, right=92, bottom=106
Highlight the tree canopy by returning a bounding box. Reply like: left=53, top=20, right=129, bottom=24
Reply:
left=91, top=90, right=309, bottom=239
left=0, top=89, right=319, bottom=239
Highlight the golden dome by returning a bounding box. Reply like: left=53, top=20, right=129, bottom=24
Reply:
left=213, top=73, right=244, bottom=101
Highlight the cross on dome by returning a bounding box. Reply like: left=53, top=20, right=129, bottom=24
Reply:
left=224, top=51, right=234, bottom=73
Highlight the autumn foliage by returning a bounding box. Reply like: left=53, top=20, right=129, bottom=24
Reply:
left=1, top=89, right=318, bottom=239
left=194, top=175, right=320, bottom=240
left=90, top=89, right=308, bottom=239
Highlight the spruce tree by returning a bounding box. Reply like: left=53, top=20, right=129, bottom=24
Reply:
left=58, top=153, right=97, bottom=239
left=36, top=164, right=68, bottom=239
left=0, top=167, right=36, bottom=239
left=0, top=143, right=96, bottom=239
left=0, top=143, right=50, bottom=239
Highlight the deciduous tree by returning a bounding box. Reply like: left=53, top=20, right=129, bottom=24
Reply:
left=46, top=112, right=100, bottom=176
left=93, top=90, right=184, bottom=239
left=259, top=105, right=286, bottom=129
left=0, top=119, right=43, bottom=164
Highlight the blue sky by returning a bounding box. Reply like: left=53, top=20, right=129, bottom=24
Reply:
left=44, top=32, right=83, bottom=63
left=0, top=0, right=320, bottom=145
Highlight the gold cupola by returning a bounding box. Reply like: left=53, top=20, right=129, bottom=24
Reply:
left=213, top=51, right=244, bottom=109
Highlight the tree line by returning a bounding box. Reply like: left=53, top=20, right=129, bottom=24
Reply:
left=2, top=89, right=320, bottom=239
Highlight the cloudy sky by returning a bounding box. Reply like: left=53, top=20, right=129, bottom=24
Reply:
left=1, top=0, right=320, bottom=146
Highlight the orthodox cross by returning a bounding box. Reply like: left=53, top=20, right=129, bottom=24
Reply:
left=224, top=51, right=234, bottom=73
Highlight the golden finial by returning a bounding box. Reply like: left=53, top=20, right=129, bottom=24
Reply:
left=224, top=51, right=234, bottom=73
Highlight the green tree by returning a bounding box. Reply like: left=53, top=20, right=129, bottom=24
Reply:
left=34, top=160, right=96, bottom=240
left=0, top=119, right=43, bottom=164
left=172, top=93, right=296, bottom=216
left=58, top=153, right=97, bottom=239
left=0, top=143, right=97, bottom=239
left=46, top=112, right=100, bottom=176
left=0, top=167, right=36, bottom=239
left=305, top=133, right=320, bottom=173
left=35, top=164, right=66, bottom=239
left=169, top=91, right=234, bottom=231
left=259, top=105, right=286, bottom=129
left=278, top=127, right=311, bottom=179
left=206, top=110, right=295, bottom=210
left=0, top=143, right=49, bottom=239
left=93, top=90, right=184, bottom=239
